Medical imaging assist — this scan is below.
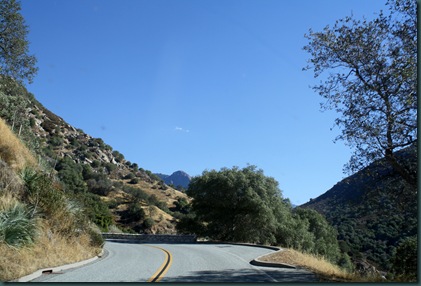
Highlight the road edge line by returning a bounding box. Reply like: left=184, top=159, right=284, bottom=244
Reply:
left=197, top=241, right=297, bottom=269
left=10, top=249, right=105, bottom=282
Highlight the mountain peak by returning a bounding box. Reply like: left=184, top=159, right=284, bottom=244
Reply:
left=155, top=170, right=191, bottom=189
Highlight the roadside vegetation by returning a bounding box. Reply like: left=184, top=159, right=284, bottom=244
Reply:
left=0, top=0, right=416, bottom=283
left=0, top=118, right=103, bottom=281
left=177, top=166, right=352, bottom=271
left=177, top=164, right=416, bottom=282
left=259, top=248, right=372, bottom=282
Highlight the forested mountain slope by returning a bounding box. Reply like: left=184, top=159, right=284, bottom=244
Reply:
left=301, top=144, right=417, bottom=271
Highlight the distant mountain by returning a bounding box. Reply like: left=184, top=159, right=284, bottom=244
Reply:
left=156, top=171, right=191, bottom=189
left=300, top=144, right=417, bottom=272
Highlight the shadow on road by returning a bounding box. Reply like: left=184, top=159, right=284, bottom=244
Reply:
left=162, top=268, right=319, bottom=283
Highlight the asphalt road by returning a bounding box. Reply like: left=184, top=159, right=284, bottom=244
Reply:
left=31, top=240, right=318, bottom=282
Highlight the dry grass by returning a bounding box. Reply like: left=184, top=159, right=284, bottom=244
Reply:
left=135, top=180, right=190, bottom=207
left=259, top=248, right=356, bottom=282
left=142, top=205, right=177, bottom=234
left=0, top=118, right=101, bottom=282
left=0, top=192, right=19, bottom=210
left=0, top=220, right=101, bottom=282
left=0, top=118, right=37, bottom=171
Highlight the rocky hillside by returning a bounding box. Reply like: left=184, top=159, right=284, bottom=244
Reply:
left=155, top=170, right=191, bottom=190
left=300, top=144, right=417, bottom=272
left=0, top=82, right=189, bottom=235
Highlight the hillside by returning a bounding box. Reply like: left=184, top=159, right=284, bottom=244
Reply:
left=300, top=144, right=417, bottom=272
left=0, top=82, right=189, bottom=235
left=0, top=116, right=102, bottom=281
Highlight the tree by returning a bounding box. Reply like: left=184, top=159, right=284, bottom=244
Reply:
left=391, top=235, right=417, bottom=281
left=293, top=208, right=341, bottom=262
left=303, top=0, right=417, bottom=187
left=0, top=0, right=37, bottom=84
left=184, top=165, right=289, bottom=244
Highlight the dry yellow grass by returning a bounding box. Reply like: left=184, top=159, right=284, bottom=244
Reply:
left=0, top=120, right=100, bottom=282
left=135, top=180, right=190, bottom=207
left=0, top=117, right=37, bottom=171
left=260, top=248, right=354, bottom=282
left=0, top=220, right=101, bottom=282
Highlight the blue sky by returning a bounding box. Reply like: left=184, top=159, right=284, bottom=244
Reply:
left=21, top=0, right=386, bottom=205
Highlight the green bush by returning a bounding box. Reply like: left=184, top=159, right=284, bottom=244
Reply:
left=0, top=201, right=38, bottom=247
left=120, top=202, right=145, bottom=223
left=88, top=229, right=104, bottom=247
left=131, top=163, right=138, bottom=170
left=49, top=135, right=63, bottom=147
left=55, top=157, right=87, bottom=193
left=124, top=173, right=135, bottom=180
left=123, top=186, right=148, bottom=203
left=112, top=150, right=124, bottom=162
left=292, top=208, right=341, bottom=263
left=84, top=171, right=113, bottom=196
left=90, top=160, right=101, bottom=168
left=72, top=192, right=113, bottom=231
left=69, top=137, right=80, bottom=147
left=21, top=167, right=67, bottom=217
left=143, top=218, right=155, bottom=229
left=391, top=236, right=417, bottom=281
left=104, top=163, right=116, bottom=173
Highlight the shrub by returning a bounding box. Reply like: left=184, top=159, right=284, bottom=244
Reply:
left=120, top=202, right=145, bottom=223
left=69, top=137, right=80, bottom=147
left=173, top=197, right=191, bottom=214
left=20, top=167, right=67, bottom=217
left=124, top=173, right=135, bottom=180
left=0, top=199, right=38, bottom=247
left=131, top=163, right=138, bottom=170
left=143, top=218, right=155, bottom=229
left=84, top=172, right=113, bottom=196
left=106, top=200, right=119, bottom=209
left=391, top=236, right=417, bottom=281
left=90, top=160, right=101, bottom=168
left=129, top=178, right=139, bottom=184
left=40, top=120, right=55, bottom=134
left=73, top=192, right=113, bottom=231
left=104, top=163, right=116, bottom=173
left=112, top=150, right=124, bottom=162
left=88, top=229, right=104, bottom=247
left=49, top=135, right=63, bottom=147
left=55, top=157, right=87, bottom=193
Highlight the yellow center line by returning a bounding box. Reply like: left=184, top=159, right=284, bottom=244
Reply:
left=146, top=245, right=173, bottom=282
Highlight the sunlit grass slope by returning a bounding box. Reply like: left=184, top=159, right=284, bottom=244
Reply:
left=0, top=118, right=101, bottom=281
left=0, top=117, right=37, bottom=171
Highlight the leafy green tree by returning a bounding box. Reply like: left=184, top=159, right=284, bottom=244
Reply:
left=303, top=0, right=417, bottom=187
left=0, top=0, right=38, bottom=84
left=293, top=208, right=341, bottom=262
left=276, top=213, right=316, bottom=252
left=391, top=235, right=417, bottom=281
left=185, top=166, right=288, bottom=244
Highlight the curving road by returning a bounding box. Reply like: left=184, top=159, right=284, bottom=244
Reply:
left=31, top=240, right=318, bottom=282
